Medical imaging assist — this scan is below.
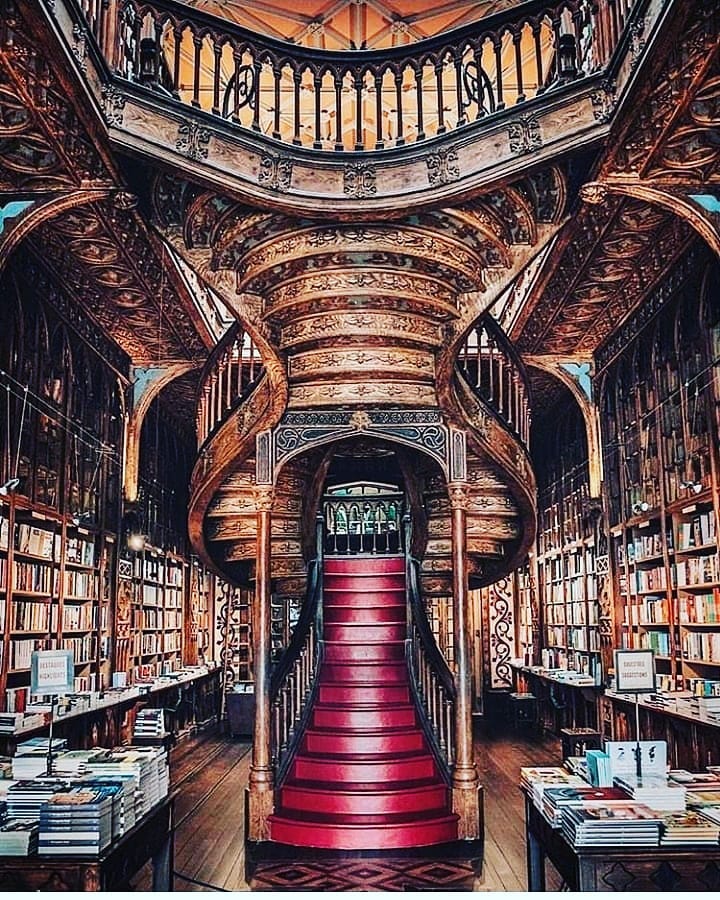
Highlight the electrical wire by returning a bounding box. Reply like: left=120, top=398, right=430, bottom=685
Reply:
left=173, top=871, right=229, bottom=891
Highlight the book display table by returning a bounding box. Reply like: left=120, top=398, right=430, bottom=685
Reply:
left=524, top=791, right=720, bottom=892
left=0, top=793, right=174, bottom=891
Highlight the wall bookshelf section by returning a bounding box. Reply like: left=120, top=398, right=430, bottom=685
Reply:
left=598, top=253, right=720, bottom=697
left=0, top=251, right=213, bottom=718
left=533, top=391, right=603, bottom=684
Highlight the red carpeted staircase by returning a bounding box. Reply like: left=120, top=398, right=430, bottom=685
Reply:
left=269, top=556, right=458, bottom=850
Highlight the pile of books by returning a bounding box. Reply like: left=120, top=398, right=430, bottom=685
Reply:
left=613, top=774, right=687, bottom=811
left=0, top=820, right=39, bottom=856
left=562, top=803, right=664, bottom=847
left=38, top=788, right=114, bottom=856
left=5, top=780, right=74, bottom=819
left=133, top=708, right=166, bottom=740
left=520, top=766, right=586, bottom=807
left=85, top=746, right=168, bottom=818
left=12, top=737, right=69, bottom=780
left=541, top=785, right=630, bottom=827
left=53, top=749, right=104, bottom=779
left=82, top=774, right=138, bottom=837
left=686, top=789, right=720, bottom=809
left=660, top=811, right=720, bottom=845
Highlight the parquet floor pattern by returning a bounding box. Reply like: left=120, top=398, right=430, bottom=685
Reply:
left=132, top=721, right=562, bottom=891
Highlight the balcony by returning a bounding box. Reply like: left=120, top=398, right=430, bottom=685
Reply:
left=57, top=0, right=655, bottom=213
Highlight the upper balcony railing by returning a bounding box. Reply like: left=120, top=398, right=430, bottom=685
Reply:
left=77, top=0, right=637, bottom=154
left=196, top=322, right=264, bottom=448
left=457, top=315, right=531, bottom=448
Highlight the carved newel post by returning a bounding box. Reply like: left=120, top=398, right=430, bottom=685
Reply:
left=247, top=485, right=274, bottom=840
left=449, top=482, right=482, bottom=839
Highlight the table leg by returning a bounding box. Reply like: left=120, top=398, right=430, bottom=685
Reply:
left=526, top=828, right=546, bottom=892
left=152, top=830, right=173, bottom=892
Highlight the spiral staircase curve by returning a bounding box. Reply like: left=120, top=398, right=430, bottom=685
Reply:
left=153, top=165, right=565, bottom=594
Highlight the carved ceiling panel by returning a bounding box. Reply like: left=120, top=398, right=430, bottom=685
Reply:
left=514, top=196, right=694, bottom=356
left=600, top=3, right=720, bottom=184
left=30, top=198, right=210, bottom=363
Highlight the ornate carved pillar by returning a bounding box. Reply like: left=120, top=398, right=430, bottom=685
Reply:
left=449, top=481, right=481, bottom=840
left=247, top=485, right=274, bottom=841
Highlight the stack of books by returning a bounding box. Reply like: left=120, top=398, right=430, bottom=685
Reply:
left=686, top=789, right=720, bottom=809
left=38, top=788, right=114, bottom=856
left=53, top=749, right=104, bottom=779
left=5, top=780, right=73, bottom=819
left=520, top=766, right=586, bottom=807
left=12, top=737, right=68, bottom=779
left=562, top=803, right=664, bottom=847
left=660, top=810, right=720, bottom=844
left=133, top=709, right=166, bottom=740
left=86, top=746, right=168, bottom=818
left=613, top=775, right=687, bottom=811
left=0, top=820, right=39, bottom=856
left=82, top=774, right=138, bottom=837
left=586, top=749, right=612, bottom=787
left=0, top=712, right=24, bottom=734
left=541, top=785, right=630, bottom=827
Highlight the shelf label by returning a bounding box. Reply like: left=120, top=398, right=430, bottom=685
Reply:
left=614, top=648, right=656, bottom=693
left=31, top=649, right=74, bottom=695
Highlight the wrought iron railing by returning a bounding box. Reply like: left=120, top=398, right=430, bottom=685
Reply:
left=404, top=516, right=456, bottom=776
left=270, top=513, right=324, bottom=782
left=457, top=314, right=531, bottom=447
left=196, top=322, right=264, bottom=448
left=74, top=0, right=638, bottom=154
left=322, top=491, right=404, bottom=556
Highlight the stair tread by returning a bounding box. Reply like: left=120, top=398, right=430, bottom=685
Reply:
left=282, top=778, right=444, bottom=794
left=271, top=809, right=455, bottom=827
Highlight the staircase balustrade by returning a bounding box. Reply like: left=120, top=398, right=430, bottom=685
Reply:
left=405, top=517, right=456, bottom=777
left=457, top=315, right=531, bottom=448
left=269, top=514, right=324, bottom=781
left=73, top=0, right=638, bottom=154
left=196, top=322, right=264, bottom=448
left=322, top=493, right=404, bottom=556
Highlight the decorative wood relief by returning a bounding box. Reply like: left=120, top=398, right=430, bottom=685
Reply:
left=273, top=408, right=448, bottom=473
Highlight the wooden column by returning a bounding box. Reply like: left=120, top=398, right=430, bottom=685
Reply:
left=449, top=482, right=482, bottom=840
left=247, top=485, right=274, bottom=841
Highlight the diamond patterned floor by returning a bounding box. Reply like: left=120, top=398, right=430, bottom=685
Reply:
left=249, top=857, right=481, bottom=891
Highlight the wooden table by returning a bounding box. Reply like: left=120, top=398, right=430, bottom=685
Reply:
left=524, top=792, right=720, bottom=892
left=0, top=793, right=175, bottom=891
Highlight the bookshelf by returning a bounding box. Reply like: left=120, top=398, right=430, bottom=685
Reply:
left=188, top=559, right=215, bottom=666
left=598, top=254, right=720, bottom=698
left=533, top=398, right=602, bottom=683
left=516, top=560, right=536, bottom=665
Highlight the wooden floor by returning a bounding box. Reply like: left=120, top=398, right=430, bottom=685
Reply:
left=132, top=721, right=562, bottom=892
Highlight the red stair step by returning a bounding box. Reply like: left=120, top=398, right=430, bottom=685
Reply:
left=317, top=683, right=410, bottom=704
left=323, top=574, right=405, bottom=591
left=324, top=557, right=405, bottom=575
left=291, top=752, right=437, bottom=783
left=324, top=641, right=405, bottom=663
left=323, top=589, right=405, bottom=608
left=324, top=622, right=406, bottom=642
left=279, top=782, right=448, bottom=816
left=312, top=703, right=417, bottom=730
left=323, top=605, right=405, bottom=624
left=303, top=727, right=425, bottom=755
left=269, top=813, right=459, bottom=850
left=320, top=662, right=408, bottom=682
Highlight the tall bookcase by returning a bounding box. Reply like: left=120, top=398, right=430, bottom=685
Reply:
left=598, top=253, right=720, bottom=695
left=534, top=395, right=603, bottom=681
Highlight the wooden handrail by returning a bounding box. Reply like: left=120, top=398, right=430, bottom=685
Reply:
left=269, top=513, right=324, bottom=782
left=72, top=0, right=640, bottom=154
left=403, top=514, right=456, bottom=778
left=195, top=322, right=265, bottom=449
left=457, top=313, right=532, bottom=448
